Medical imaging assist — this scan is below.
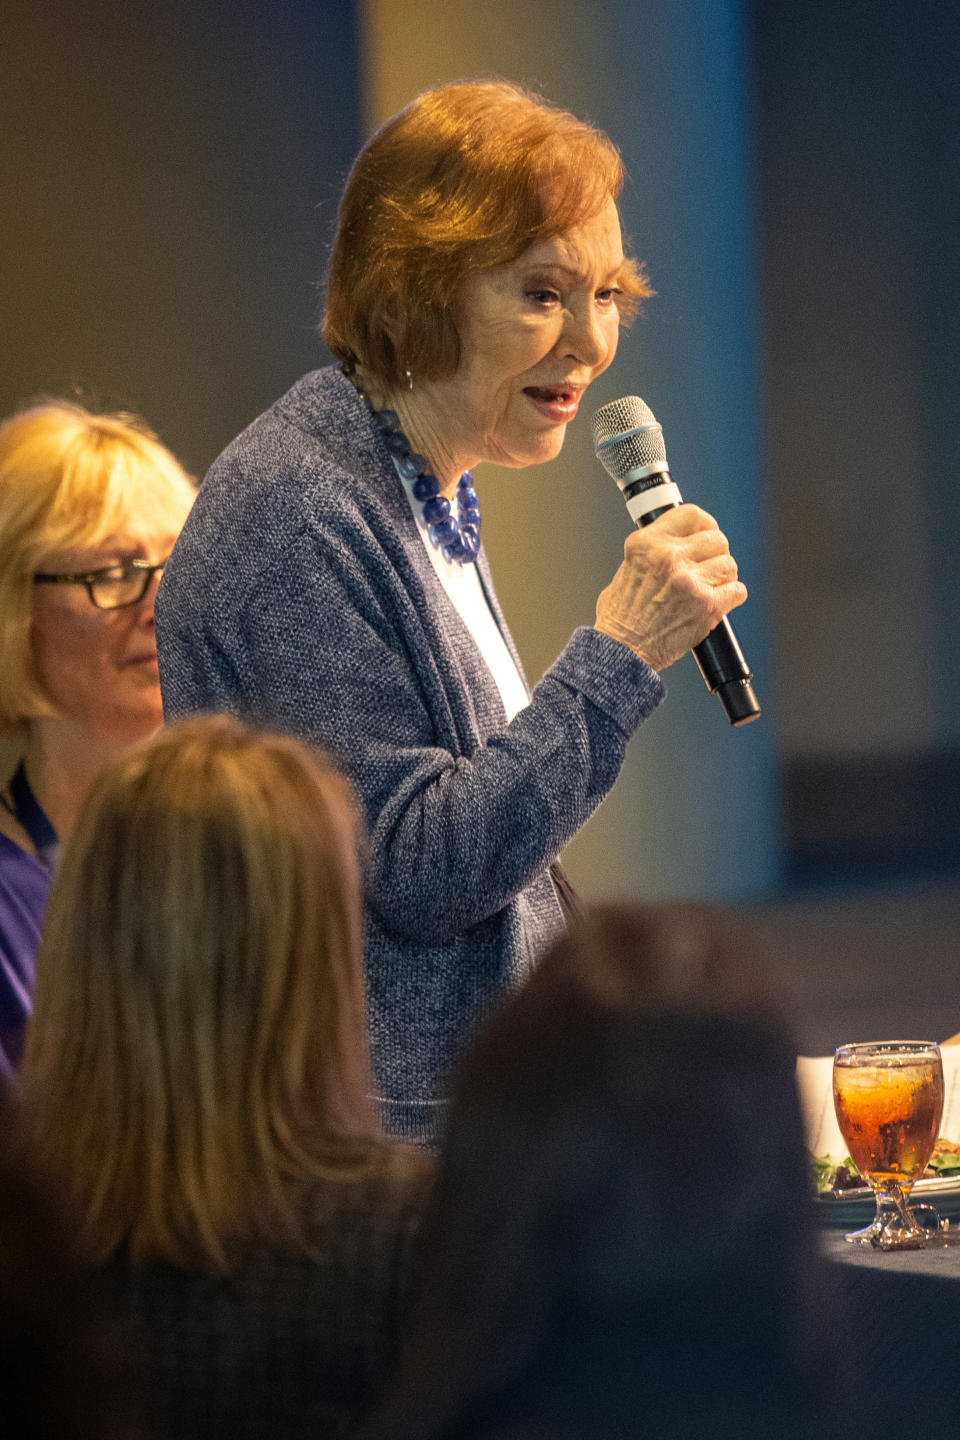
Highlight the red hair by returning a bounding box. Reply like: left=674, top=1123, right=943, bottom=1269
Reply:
left=323, top=80, right=652, bottom=386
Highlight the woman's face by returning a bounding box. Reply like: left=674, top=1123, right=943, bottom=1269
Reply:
left=429, top=199, right=625, bottom=473
left=29, top=483, right=193, bottom=743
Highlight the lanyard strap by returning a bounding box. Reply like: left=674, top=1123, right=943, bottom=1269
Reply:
left=7, top=761, right=58, bottom=860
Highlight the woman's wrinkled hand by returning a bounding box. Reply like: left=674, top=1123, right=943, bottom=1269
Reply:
left=594, top=505, right=747, bottom=672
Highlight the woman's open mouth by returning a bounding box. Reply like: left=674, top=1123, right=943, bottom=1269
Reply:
left=522, top=385, right=582, bottom=423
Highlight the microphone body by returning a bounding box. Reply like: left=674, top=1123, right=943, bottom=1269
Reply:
left=593, top=397, right=761, bottom=727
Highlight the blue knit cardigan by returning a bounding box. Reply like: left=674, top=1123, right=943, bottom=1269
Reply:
left=156, top=367, right=665, bottom=1143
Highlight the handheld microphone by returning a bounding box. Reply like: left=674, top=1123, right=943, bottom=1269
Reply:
left=592, top=395, right=760, bottom=727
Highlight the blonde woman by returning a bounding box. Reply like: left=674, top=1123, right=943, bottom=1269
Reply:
left=19, top=715, right=433, bottom=1440
left=0, top=400, right=195, bottom=1077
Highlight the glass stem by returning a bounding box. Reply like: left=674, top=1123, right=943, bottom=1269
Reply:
left=887, top=1180, right=916, bottom=1233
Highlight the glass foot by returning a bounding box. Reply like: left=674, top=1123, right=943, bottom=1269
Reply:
left=843, top=1215, right=889, bottom=1246
left=843, top=1199, right=943, bottom=1250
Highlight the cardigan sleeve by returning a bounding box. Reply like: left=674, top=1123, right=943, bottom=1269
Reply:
left=231, top=529, right=665, bottom=946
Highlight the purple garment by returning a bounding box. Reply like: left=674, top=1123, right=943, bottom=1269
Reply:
left=0, top=831, right=50, bottom=1079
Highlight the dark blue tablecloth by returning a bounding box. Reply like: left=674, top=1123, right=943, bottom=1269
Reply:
left=824, top=1226, right=960, bottom=1275
left=823, top=1230, right=960, bottom=1430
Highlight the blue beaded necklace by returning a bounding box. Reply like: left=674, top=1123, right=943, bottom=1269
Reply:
left=345, top=365, right=481, bottom=565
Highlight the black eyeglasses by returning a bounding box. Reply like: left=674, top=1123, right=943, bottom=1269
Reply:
left=33, top=558, right=168, bottom=610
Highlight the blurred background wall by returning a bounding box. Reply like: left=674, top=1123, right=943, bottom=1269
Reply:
left=3, top=0, right=957, bottom=920
left=1, top=1, right=364, bottom=471
left=753, top=1, right=960, bottom=881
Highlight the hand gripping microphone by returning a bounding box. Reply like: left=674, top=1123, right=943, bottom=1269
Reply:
left=592, top=395, right=761, bottom=727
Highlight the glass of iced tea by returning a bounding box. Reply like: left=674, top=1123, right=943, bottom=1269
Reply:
left=833, top=1040, right=944, bottom=1248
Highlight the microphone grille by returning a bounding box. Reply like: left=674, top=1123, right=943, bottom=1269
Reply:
left=592, top=395, right=667, bottom=482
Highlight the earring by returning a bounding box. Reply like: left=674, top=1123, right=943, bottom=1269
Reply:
left=405, top=369, right=414, bottom=391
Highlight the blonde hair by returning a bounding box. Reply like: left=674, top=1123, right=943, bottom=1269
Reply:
left=0, top=399, right=195, bottom=732
left=21, top=715, right=379, bottom=1270
left=323, top=80, right=652, bottom=386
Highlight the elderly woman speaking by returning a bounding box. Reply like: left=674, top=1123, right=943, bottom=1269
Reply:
left=157, top=81, right=746, bottom=1145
